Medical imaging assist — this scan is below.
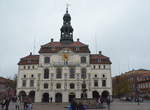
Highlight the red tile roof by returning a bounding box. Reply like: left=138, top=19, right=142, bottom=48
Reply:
left=0, top=77, right=12, bottom=84
left=90, top=54, right=112, bottom=64
left=39, top=41, right=90, bottom=53
left=18, top=54, right=39, bottom=65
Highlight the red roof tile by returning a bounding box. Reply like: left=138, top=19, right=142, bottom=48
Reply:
left=39, top=41, right=90, bottom=53
left=18, top=55, right=39, bottom=65
left=90, top=54, right=112, bottom=64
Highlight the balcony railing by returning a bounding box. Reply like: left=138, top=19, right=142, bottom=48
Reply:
left=52, top=62, right=80, bottom=66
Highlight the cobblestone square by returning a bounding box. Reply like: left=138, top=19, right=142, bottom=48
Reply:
left=3, top=100, right=150, bottom=110
left=32, top=100, right=150, bottom=110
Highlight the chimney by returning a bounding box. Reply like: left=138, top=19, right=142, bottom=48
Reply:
left=51, top=38, right=54, bottom=42
left=99, top=51, right=102, bottom=55
left=77, top=38, right=79, bottom=42
left=30, top=52, right=32, bottom=56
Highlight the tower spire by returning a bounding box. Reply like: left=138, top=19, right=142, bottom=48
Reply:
left=66, top=2, right=69, bottom=13
left=60, top=5, right=74, bottom=44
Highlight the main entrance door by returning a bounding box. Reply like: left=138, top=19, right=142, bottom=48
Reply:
left=92, top=91, right=100, bottom=99
left=42, top=93, right=49, bottom=103
left=55, top=93, right=62, bottom=103
left=69, top=93, right=75, bottom=102
left=101, top=91, right=109, bottom=99
left=29, top=91, right=35, bottom=102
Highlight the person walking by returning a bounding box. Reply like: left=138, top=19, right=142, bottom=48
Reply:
left=1, top=98, right=6, bottom=110
left=70, top=100, right=77, bottom=110
left=5, top=97, right=10, bottom=110
left=50, top=97, right=52, bottom=103
left=77, top=102, right=85, bottom=110
left=106, top=98, right=110, bottom=110
left=16, top=97, right=20, bottom=110
left=27, top=98, right=32, bottom=110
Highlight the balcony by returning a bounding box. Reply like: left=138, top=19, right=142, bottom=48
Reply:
left=52, top=62, right=80, bottom=66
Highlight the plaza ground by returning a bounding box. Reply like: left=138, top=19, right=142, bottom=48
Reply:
left=32, top=102, right=150, bottom=110
left=2, top=99, right=150, bottom=110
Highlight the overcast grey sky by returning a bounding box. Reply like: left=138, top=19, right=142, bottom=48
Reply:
left=0, top=0, right=150, bottom=78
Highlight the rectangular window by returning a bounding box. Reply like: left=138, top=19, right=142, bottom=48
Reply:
left=44, top=69, right=49, bottom=79
left=81, top=57, right=86, bottom=64
left=22, top=80, right=26, bottom=87
left=81, top=68, right=87, bottom=79
left=103, top=65, right=106, bottom=69
left=30, top=80, right=34, bottom=87
left=102, top=80, right=106, bottom=87
left=56, top=68, right=62, bottom=79
left=94, top=80, right=98, bottom=87
left=44, top=83, right=48, bottom=89
left=56, top=83, right=61, bottom=89
left=70, top=68, right=75, bottom=78
left=44, top=57, right=50, bottom=64
left=93, top=65, right=96, bottom=69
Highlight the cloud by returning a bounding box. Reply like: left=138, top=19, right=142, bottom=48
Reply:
left=0, top=0, right=150, bottom=77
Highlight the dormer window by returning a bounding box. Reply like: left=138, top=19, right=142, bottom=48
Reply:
left=76, top=47, right=79, bottom=51
left=81, top=57, right=86, bottom=64
left=44, top=57, right=50, bottom=64
left=98, top=59, right=101, bottom=63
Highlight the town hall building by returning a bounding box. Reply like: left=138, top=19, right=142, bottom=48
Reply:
left=17, top=8, right=112, bottom=103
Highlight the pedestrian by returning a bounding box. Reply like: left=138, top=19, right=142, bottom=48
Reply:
left=1, top=98, right=6, bottom=110
left=23, top=98, right=28, bottom=110
left=5, top=97, right=10, bottom=110
left=78, top=102, right=85, bottom=110
left=71, top=100, right=77, bottom=110
left=106, top=98, right=110, bottom=109
left=27, top=97, right=32, bottom=110
left=16, top=97, right=20, bottom=110
left=50, top=97, right=52, bottom=103
left=100, top=97, right=104, bottom=104
left=67, top=102, right=72, bottom=110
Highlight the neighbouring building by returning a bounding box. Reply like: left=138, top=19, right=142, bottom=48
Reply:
left=17, top=8, right=112, bottom=103
left=113, top=69, right=150, bottom=98
left=0, top=77, right=16, bottom=98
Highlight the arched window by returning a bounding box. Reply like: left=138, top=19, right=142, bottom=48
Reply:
left=70, top=67, right=75, bottom=78
left=56, top=68, right=62, bottom=79
left=44, top=69, right=49, bottom=79
left=81, top=68, right=87, bottom=79
left=70, top=83, right=75, bottom=89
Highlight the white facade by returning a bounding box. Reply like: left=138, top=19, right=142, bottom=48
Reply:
left=17, top=9, right=112, bottom=103
left=17, top=49, right=112, bottom=102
